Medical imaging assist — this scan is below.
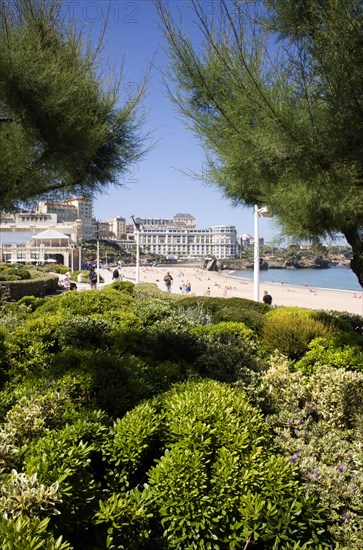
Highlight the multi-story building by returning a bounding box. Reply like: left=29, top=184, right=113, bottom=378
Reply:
left=0, top=197, right=93, bottom=267
left=137, top=213, right=196, bottom=229
left=36, top=196, right=93, bottom=239
left=107, top=216, right=127, bottom=239
left=138, top=223, right=237, bottom=260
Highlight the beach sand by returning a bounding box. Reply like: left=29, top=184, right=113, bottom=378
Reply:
left=120, top=265, right=363, bottom=316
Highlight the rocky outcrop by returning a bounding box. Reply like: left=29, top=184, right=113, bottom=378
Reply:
left=204, top=258, right=220, bottom=271
left=220, top=257, right=332, bottom=271
left=283, top=258, right=330, bottom=269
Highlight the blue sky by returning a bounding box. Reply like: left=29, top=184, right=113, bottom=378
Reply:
left=68, top=0, right=281, bottom=242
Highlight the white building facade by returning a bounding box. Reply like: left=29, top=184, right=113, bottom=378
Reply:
left=0, top=198, right=91, bottom=268
left=107, top=216, right=127, bottom=239
left=138, top=224, right=237, bottom=259
left=36, top=196, right=93, bottom=239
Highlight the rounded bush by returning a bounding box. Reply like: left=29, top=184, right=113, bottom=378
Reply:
left=262, top=307, right=330, bottom=359
left=108, top=280, right=135, bottom=294
left=0, top=266, right=31, bottom=281
left=17, top=295, right=46, bottom=312
left=177, top=296, right=268, bottom=333
left=190, top=320, right=257, bottom=343
left=97, top=380, right=330, bottom=549
left=6, top=315, right=62, bottom=378
left=295, top=336, right=363, bottom=374
left=56, top=315, right=113, bottom=349
left=31, top=287, right=134, bottom=317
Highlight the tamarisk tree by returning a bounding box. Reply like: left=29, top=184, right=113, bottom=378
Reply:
left=156, top=0, right=363, bottom=286
left=0, top=0, right=146, bottom=210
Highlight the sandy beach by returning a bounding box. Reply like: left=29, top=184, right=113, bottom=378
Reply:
left=120, top=265, right=363, bottom=316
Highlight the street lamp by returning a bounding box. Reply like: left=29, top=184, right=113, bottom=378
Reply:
left=96, top=222, right=101, bottom=287
left=131, top=215, right=141, bottom=284
left=253, top=205, right=272, bottom=302
left=78, top=239, right=83, bottom=271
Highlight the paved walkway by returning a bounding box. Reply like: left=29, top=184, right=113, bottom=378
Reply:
left=57, top=268, right=132, bottom=292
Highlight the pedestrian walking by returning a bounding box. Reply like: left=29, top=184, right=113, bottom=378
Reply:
left=89, top=267, right=97, bottom=289
left=164, top=272, right=173, bottom=292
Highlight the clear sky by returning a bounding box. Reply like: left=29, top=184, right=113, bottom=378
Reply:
left=68, top=0, right=282, bottom=242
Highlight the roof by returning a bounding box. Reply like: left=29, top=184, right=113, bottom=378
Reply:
left=32, top=229, right=71, bottom=240
left=173, top=213, right=195, bottom=219
left=0, top=231, right=35, bottom=244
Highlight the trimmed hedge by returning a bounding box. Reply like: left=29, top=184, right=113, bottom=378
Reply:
left=0, top=274, right=59, bottom=301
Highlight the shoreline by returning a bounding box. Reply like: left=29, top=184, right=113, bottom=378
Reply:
left=120, top=265, right=363, bottom=316
left=223, top=273, right=358, bottom=295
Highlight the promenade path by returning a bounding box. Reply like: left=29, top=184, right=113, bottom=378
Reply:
left=56, top=267, right=126, bottom=292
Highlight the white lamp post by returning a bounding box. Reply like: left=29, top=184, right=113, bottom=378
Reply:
left=96, top=222, right=101, bottom=287
left=71, top=244, right=74, bottom=273
left=131, top=215, right=141, bottom=284
left=253, top=205, right=271, bottom=302
left=78, top=241, right=82, bottom=271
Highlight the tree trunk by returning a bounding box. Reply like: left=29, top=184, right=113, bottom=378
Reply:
left=342, top=227, right=363, bottom=289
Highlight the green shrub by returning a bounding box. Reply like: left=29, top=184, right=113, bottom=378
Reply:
left=108, top=280, right=135, bottom=294
left=0, top=302, right=30, bottom=332
left=96, top=380, right=330, bottom=549
left=261, top=359, right=363, bottom=547
left=95, top=488, right=157, bottom=549
left=0, top=387, right=79, bottom=473
left=0, top=266, right=31, bottom=281
left=295, top=336, right=363, bottom=374
left=17, top=295, right=47, bottom=312
left=2, top=390, right=73, bottom=447
left=30, top=287, right=134, bottom=317
left=0, top=470, right=61, bottom=520
left=189, top=321, right=263, bottom=382
left=149, top=309, right=208, bottom=334
left=0, top=514, right=72, bottom=550
left=0, top=275, right=58, bottom=301
left=56, top=315, right=113, bottom=350
left=177, top=296, right=268, bottom=333
left=326, top=310, right=363, bottom=336
left=133, top=297, right=173, bottom=326
left=103, top=400, right=162, bottom=491
left=51, top=351, right=159, bottom=418
left=42, top=265, right=68, bottom=275
left=133, top=282, right=174, bottom=300
left=262, top=307, right=330, bottom=360
left=190, top=320, right=257, bottom=343
left=24, top=410, right=108, bottom=546
left=139, top=330, right=201, bottom=363
left=5, top=316, right=63, bottom=379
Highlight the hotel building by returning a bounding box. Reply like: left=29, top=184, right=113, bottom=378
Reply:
left=134, top=215, right=237, bottom=259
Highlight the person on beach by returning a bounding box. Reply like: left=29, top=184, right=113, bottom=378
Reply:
left=262, top=290, right=272, bottom=305
left=112, top=268, right=120, bottom=282
left=164, top=272, right=173, bottom=292
left=185, top=280, right=191, bottom=293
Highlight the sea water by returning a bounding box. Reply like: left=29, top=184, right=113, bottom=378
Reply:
left=227, top=266, right=361, bottom=292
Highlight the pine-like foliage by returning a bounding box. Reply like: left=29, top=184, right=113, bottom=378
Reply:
left=0, top=0, right=146, bottom=209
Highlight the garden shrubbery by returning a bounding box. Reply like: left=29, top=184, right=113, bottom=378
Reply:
left=261, top=307, right=330, bottom=359
left=0, top=286, right=362, bottom=548
left=98, top=380, right=330, bottom=549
